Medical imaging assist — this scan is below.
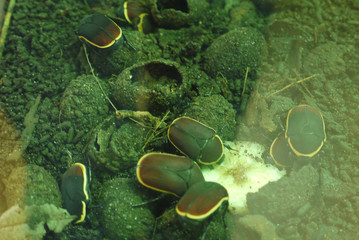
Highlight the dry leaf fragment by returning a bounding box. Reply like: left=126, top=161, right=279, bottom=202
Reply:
left=0, top=204, right=75, bottom=240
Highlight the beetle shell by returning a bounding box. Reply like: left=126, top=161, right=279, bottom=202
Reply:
left=135, top=13, right=155, bottom=33
left=176, top=181, right=228, bottom=220
left=136, top=153, right=205, bottom=197
left=285, top=105, right=326, bottom=157
left=270, top=133, right=295, bottom=168
left=121, top=1, right=147, bottom=24
left=77, top=14, right=123, bottom=49
left=61, top=163, right=90, bottom=224
left=168, top=117, right=224, bottom=165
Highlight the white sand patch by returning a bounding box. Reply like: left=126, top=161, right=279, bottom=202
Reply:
left=202, top=141, right=285, bottom=214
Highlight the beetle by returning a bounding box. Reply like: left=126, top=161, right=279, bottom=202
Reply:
left=61, top=163, right=90, bottom=224
left=118, top=1, right=146, bottom=25
left=270, top=133, right=295, bottom=168
left=135, top=13, right=155, bottom=34
left=176, top=181, right=229, bottom=221
left=136, top=153, right=205, bottom=197
left=168, top=117, right=224, bottom=165
left=77, top=13, right=134, bottom=50
left=285, top=105, right=326, bottom=157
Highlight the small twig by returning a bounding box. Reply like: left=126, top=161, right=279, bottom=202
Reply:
left=266, top=73, right=319, bottom=98
left=0, top=0, right=6, bottom=28
left=241, top=66, right=249, bottom=98
left=141, top=111, right=169, bottom=152
left=217, top=72, right=227, bottom=84
left=0, top=0, right=16, bottom=58
left=128, top=117, right=151, bottom=128
left=292, top=69, right=314, bottom=98
left=116, top=109, right=161, bottom=128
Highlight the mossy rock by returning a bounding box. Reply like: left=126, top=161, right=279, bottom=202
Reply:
left=101, top=177, right=155, bottom=239
left=183, top=95, right=237, bottom=141
left=202, top=27, right=266, bottom=80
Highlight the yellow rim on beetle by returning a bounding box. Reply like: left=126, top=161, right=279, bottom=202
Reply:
left=270, top=133, right=295, bottom=168
left=176, top=181, right=229, bottom=221
left=61, top=163, right=90, bottom=224
left=285, top=105, right=326, bottom=157
left=77, top=14, right=123, bottom=49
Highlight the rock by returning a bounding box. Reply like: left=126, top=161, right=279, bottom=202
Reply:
left=183, top=95, right=237, bottom=140
left=251, top=0, right=309, bottom=12
left=156, top=27, right=209, bottom=59
left=302, top=42, right=346, bottom=78
left=228, top=1, right=264, bottom=31
left=101, top=177, right=155, bottom=240
left=228, top=214, right=283, bottom=240
left=59, top=75, right=110, bottom=132
left=114, top=59, right=188, bottom=114
left=320, top=169, right=356, bottom=205
left=151, top=0, right=209, bottom=29
left=88, top=116, right=148, bottom=172
left=155, top=205, right=227, bottom=240
left=202, top=27, right=266, bottom=80
left=247, top=165, right=319, bottom=223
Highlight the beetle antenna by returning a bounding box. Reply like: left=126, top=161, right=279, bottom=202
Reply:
left=83, top=43, right=120, bottom=115
left=87, top=157, right=92, bottom=184
left=151, top=218, right=158, bottom=240
left=123, top=34, right=137, bottom=51
left=131, top=194, right=165, bottom=207
left=265, top=73, right=319, bottom=98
